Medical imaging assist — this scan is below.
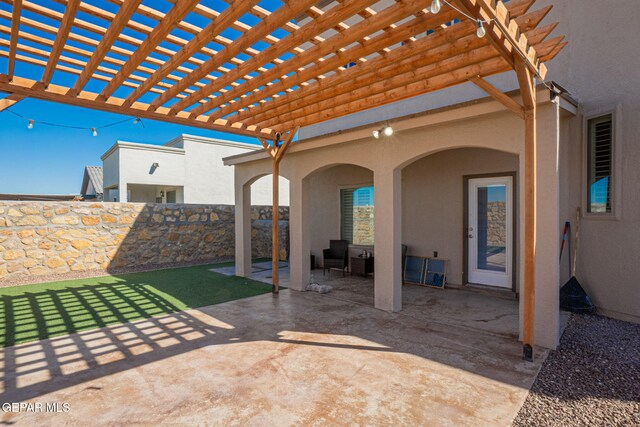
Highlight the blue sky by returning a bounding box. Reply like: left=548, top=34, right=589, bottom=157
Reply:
left=0, top=0, right=290, bottom=195
left=0, top=97, right=257, bottom=195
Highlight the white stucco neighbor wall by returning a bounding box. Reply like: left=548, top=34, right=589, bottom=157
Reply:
left=101, top=135, right=289, bottom=206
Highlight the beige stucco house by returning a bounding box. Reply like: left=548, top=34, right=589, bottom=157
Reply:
left=225, top=0, right=640, bottom=351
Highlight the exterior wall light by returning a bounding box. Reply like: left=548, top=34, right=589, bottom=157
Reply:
left=372, top=125, right=394, bottom=139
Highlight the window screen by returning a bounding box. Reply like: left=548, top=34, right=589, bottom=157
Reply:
left=587, top=115, right=613, bottom=213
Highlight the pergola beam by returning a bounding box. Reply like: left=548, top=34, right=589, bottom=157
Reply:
left=0, top=93, right=24, bottom=111
left=469, top=76, right=525, bottom=119
left=154, top=0, right=320, bottom=111
left=0, top=75, right=273, bottom=139
left=245, top=9, right=554, bottom=128
left=123, top=0, right=261, bottom=107
left=258, top=127, right=299, bottom=294
left=197, top=0, right=444, bottom=121
left=7, top=0, right=22, bottom=80
left=41, top=0, right=81, bottom=87
left=260, top=34, right=561, bottom=131
left=100, top=0, right=201, bottom=100
left=172, top=0, right=382, bottom=116
left=73, top=0, right=143, bottom=94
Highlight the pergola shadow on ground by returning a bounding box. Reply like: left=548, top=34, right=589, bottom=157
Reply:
left=1, top=288, right=543, bottom=425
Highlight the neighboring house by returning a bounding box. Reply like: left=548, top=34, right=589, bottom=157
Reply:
left=101, top=134, right=289, bottom=205
left=80, top=166, right=103, bottom=201
left=226, top=0, right=640, bottom=350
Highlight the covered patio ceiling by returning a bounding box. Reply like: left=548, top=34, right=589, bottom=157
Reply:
left=0, top=0, right=566, bottom=360
left=0, top=0, right=564, bottom=140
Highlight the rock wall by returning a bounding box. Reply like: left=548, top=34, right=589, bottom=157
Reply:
left=0, top=202, right=288, bottom=281
left=353, top=206, right=374, bottom=245
left=486, top=201, right=506, bottom=247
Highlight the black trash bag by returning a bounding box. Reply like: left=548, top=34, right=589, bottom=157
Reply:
left=560, top=276, right=596, bottom=314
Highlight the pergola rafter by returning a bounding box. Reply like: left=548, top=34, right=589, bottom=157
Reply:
left=0, top=0, right=566, bottom=359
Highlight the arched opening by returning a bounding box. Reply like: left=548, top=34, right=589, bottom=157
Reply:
left=303, top=163, right=377, bottom=304
left=231, top=173, right=292, bottom=284
left=248, top=174, right=290, bottom=283
left=400, top=147, right=520, bottom=338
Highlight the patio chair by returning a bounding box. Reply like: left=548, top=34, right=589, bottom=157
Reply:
left=323, top=239, right=349, bottom=279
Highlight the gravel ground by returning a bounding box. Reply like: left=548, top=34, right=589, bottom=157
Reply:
left=0, top=257, right=233, bottom=288
left=514, top=313, right=640, bottom=426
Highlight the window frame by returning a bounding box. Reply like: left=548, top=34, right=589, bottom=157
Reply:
left=582, top=107, right=621, bottom=220
left=337, top=182, right=375, bottom=247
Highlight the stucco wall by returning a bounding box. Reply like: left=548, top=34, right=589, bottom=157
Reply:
left=0, top=202, right=288, bottom=282
left=102, top=136, right=290, bottom=206
left=295, top=0, right=640, bottom=322
left=402, top=148, right=518, bottom=286
left=180, top=138, right=289, bottom=206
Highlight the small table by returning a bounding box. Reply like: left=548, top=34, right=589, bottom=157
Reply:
left=351, top=256, right=374, bottom=278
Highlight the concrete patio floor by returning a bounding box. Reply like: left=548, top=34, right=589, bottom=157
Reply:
left=1, top=286, right=546, bottom=426
left=317, top=270, right=520, bottom=338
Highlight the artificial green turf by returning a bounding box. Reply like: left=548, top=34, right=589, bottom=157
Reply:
left=0, top=263, right=275, bottom=347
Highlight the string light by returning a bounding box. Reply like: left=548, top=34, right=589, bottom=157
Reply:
left=430, top=0, right=441, bottom=14
left=476, top=21, right=486, bottom=38
left=3, top=109, right=144, bottom=135
left=436, top=0, right=488, bottom=38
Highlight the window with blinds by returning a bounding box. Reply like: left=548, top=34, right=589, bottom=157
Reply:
left=340, top=186, right=374, bottom=245
left=587, top=114, right=613, bottom=213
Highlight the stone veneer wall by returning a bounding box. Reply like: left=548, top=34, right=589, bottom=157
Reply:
left=353, top=206, right=374, bottom=245
left=0, top=202, right=288, bottom=281
left=486, top=201, right=506, bottom=247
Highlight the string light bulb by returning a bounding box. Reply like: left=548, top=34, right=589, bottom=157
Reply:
left=27, top=119, right=34, bottom=129
left=133, top=117, right=141, bottom=125
left=476, top=21, right=486, bottom=38
left=383, top=125, right=394, bottom=137
left=372, top=129, right=380, bottom=139
left=91, top=128, right=97, bottom=137
left=430, top=0, right=441, bottom=14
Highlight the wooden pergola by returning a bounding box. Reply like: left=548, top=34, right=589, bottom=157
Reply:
left=1, top=0, right=565, bottom=360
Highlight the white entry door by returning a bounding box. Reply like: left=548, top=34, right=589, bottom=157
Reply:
left=467, top=176, right=513, bottom=288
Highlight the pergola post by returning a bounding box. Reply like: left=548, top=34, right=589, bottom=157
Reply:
left=259, top=128, right=298, bottom=294
left=516, top=61, right=537, bottom=362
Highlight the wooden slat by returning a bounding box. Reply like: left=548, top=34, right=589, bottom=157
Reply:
left=200, top=5, right=461, bottom=122
left=123, top=0, right=261, bottom=107
left=153, top=0, right=319, bottom=111
left=0, top=75, right=273, bottom=139
left=456, top=0, right=544, bottom=78
left=0, top=16, right=223, bottom=103
left=41, top=0, right=81, bottom=86
left=168, top=0, right=377, bottom=115
left=243, top=5, right=550, bottom=127
left=257, top=28, right=556, bottom=131
left=7, top=0, right=22, bottom=80
left=0, top=93, right=24, bottom=111
left=269, top=37, right=566, bottom=133
left=470, top=76, right=524, bottom=118
left=100, top=0, right=201, bottom=99
left=73, top=0, right=143, bottom=93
